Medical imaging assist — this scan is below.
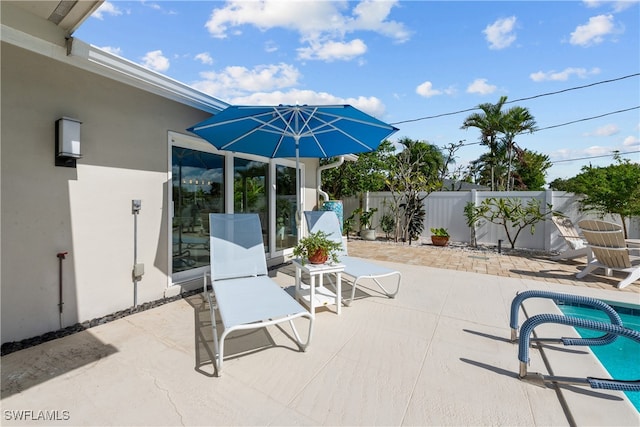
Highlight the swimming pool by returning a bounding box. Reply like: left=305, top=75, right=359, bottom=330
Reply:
left=556, top=301, right=640, bottom=412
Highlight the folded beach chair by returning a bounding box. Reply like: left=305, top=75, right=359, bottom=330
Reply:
left=304, top=210, right=401, bottom=306
left=203, top=213, right=313, bottom=376
left=576, top=219, right=640, bottom=289
left=550, top=216, right=590, bottom=261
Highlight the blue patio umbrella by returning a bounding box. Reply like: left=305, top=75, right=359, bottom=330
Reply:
left=187, top=104, right=398, bottom=240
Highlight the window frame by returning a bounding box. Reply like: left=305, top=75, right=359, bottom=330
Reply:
left=167, top=131, right=303, bottom=286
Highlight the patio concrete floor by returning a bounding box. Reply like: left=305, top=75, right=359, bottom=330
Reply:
left=1, top=241, right=639, bottom=426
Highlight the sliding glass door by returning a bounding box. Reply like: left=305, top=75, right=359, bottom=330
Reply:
left=170, top=133, right=303, bottom=282
left=233, top=157, right=268, bottom=251
left=172, top=146, right=224, bottom=274
left=275, top=164, right=297, bottom=252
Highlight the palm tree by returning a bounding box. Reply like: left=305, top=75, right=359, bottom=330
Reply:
left=501, top=106, right=537, bottom=191
left=461, top=96, right=508, bottom=191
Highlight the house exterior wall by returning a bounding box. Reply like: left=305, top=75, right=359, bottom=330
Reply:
left=0, top=41, right=216, bottom=343
left=1, top=38, right=322, bottom=344
left=0, top=2, right=326, bottom=345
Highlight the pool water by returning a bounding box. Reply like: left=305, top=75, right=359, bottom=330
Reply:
left=557, top=302, right=640, bottom=412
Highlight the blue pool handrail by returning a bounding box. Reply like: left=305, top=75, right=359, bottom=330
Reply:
left=509, top=290, right=623, bottom=346
left=517, top=313, right=640, bottom=391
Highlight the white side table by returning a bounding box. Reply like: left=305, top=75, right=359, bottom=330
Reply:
left=292, top=259, right=344, bottom=316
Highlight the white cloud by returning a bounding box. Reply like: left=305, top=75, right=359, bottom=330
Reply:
left=264, top=40, right=278, bottom=53
left=611, top=1, right=639, bottom=12
left=99, top=46, right=123, bottom=56
left=466, top=78, right=497, bottom=95
left=483, top=16, right=517, bottom=50
left=622, top=135, right=640, bottom=147
left=583, top=0, right=638, bottom=12
left=192, top=63, right=302, bottom=100
left=230, top=89, right=387, bottom=118
left=550, top=148, right=573, bottom=160
left=144, top=2, right=162, bottom=11
left=297, top=39, right=367, bottom=61
left=350, top=0, right=411, bottom=42
left=195, top=52, right=214, bottom=65
left=584, top=145, right=611, bottom=156
left=204, top=0, right=409, bottom=61
left=570, top=14, right=615, bottom=46
left=530, top=67, right=601, bottom=82
left=92, top=1, right=123, bottom=20
left=583, top=124, right=620, bottom=137
left=416, top=81, right=441, bottom=98
left=206, top=0, right=408, bottom=40
left=141, top=50, right=170, bottom=72
left=552, top=139, right=639, bottom=165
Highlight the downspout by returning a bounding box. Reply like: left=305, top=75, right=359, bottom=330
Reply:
left=317, top=156, right=345, bottom=204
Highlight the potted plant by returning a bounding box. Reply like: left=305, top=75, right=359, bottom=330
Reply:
left=354, top=207, right=378, bottom=241
left=293, top=230, right=343, bottom=265
left=430, top=227, right=450, bottom=246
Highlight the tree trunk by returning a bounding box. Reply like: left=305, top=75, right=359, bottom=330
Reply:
left=506, top=146, right=512, bottom=192
left=620, top=214, right=628, bottom=239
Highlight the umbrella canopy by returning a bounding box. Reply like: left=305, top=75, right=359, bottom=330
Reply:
left=187, top=104, right=398, bottom=241
left=187, top=104, right=398, bottom=158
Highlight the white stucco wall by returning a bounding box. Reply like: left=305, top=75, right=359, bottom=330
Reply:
left=1, top=38, right=321, bottom=344
left=0, top=41, right=208, bottom=343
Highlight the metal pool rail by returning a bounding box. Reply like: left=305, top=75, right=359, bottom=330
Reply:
left=509, top=290, right=623, bottom=344
left=510, top=290, right=640, bottom=392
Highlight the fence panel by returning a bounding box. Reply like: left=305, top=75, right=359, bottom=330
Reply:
left=424, top=192, right=471, bottom=242
left=341, top=191, right=638, bottom=251
left=473, top=191, right=548, bottom=250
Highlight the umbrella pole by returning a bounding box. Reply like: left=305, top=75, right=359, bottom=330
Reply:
left=295, top=138, right=301, bottom=243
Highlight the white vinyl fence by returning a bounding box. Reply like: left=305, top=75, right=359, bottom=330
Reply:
left=340, top=191, right=640, bottom=251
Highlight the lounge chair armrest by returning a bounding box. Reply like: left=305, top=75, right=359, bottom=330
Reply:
left=587, top=244, right=628, bottom=252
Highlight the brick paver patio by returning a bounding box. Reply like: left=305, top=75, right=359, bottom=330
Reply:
left=346, top=238, right=640, bottom=294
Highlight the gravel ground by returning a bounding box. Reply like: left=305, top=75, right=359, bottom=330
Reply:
left=0, top=288, right=205, bottom=356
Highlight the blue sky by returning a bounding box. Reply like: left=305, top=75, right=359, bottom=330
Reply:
left=74, top=0, right=640, bottom=184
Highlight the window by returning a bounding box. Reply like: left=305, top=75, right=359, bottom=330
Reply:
left=275, top=164, right=297, bottom=251
left=234, top=157, right=268, bottom=251
left=169, top=132, right=303, bottom=283
left=172, top=146, right=224, bottom=273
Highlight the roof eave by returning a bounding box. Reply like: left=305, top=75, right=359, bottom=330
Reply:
left=1, top=23, right=229, bottom=115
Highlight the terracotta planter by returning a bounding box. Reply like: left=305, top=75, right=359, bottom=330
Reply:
left=431, top=236, right=449, bottom=246
left=308, top=249, right=329, bottom=264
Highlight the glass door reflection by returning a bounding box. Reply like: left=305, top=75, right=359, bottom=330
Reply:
left=172, top=147, right=224, bottom=273
left=234, top=157, right=268, bottom=251
left=275, top=164, right=297, bottom=251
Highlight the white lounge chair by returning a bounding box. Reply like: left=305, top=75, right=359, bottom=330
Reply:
left=576, top=219, right=640, bottom=289
left=304, top=210, right=401, bottom=306
left=550, top=216, right=589, bottom=261
left=203, top=213, right=313, bottom=375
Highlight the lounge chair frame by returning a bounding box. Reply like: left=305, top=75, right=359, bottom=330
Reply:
left=203, top=213, right=313, bottom=376
left=304, top=210, right=401, bottom=306
left=576, top=219, right=640, bottom=289
left=550, top=216, right=589, bottom=261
